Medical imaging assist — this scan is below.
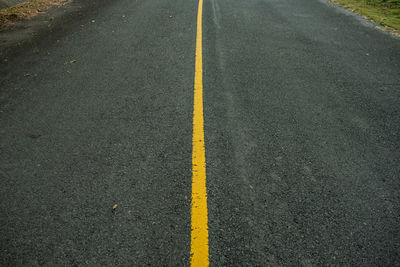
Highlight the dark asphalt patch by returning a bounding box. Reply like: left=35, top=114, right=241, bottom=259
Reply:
left=203, top=0, right=400, bottom=265
left=1, top=0, right=196, bottom=265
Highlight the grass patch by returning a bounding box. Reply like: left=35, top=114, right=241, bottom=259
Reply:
left=332, top=0, right=400, bottom=30
left=0, top=0, right=66, bottom=27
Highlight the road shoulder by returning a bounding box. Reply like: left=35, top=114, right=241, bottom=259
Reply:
left=329, top=0, right=400, bottom=38
left=0, top=0, right=108, bottom=58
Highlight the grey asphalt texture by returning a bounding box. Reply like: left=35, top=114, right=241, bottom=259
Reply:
left=1, top=0, right=400, bottom=265
left=0, top=0, right=25, bottom=9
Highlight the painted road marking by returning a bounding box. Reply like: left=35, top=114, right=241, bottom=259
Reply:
left=190, top=0, right=208, bottom=265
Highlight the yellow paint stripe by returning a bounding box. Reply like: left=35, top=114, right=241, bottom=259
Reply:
left=190, top=0, right=208, bottom=265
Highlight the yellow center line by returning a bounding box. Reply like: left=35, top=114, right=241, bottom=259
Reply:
left=190, top=0, right=208, bottom=265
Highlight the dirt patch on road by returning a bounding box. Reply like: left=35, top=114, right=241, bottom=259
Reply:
left=0, top=0, right=68, bottom=28
left=0, top=0, right=113, bottom=58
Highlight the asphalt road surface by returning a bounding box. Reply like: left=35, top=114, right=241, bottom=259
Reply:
left=1, top=0, right=400, bottom=265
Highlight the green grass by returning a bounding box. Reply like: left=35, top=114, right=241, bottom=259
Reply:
left=333, top=0, right=400, bottom=30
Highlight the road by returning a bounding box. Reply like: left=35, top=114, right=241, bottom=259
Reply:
left=1, top=0, right=400, bottom=265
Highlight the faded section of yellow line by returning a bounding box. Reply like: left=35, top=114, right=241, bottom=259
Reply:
left=190, top=0, right=208, bottom=265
